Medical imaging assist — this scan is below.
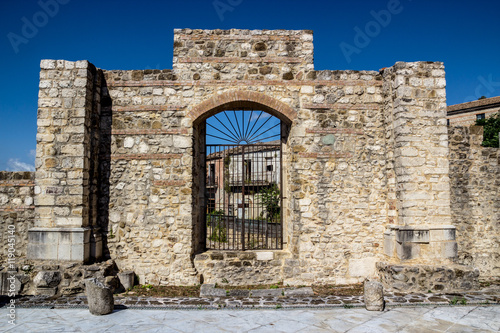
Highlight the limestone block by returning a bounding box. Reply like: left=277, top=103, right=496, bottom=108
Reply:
left=40, top=59, right=56, bottom=69
left=199, top=284, right=226, bottom=297
left=85, top=278, right=114, bottom=315
left=396, top=241, right=420, bottom=260
left=34, top=271, right=61, bottom=288
left=364, top=280, right=385, bottom=311
left=348, top=257, right=377, bottom=278
left=256, top=251, right=274, bottom=261
left=395, top=229, right=429, bottom=243
left=117, top=271, right=135, bottom=291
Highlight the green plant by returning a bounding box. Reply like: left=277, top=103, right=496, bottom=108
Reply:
left=276, top=304, right=282, bottom=309
left=475, top=112, right=500, bottom=147
left=460, top=298, right=467, bottom=305
left=270, top=285, right=279, bottom=289
left=450, top=297, right=458, bottom=305
left=221, top=278, right=229, bottom=284
left=207, top=210, right=227, bottom=243
left=108, top=229, right=115, bottom=239
left=343, top=304, right=354, bottom=309
left=258, top=184, right=281, bottom=223
left=141, top=284, right=153, bottom=290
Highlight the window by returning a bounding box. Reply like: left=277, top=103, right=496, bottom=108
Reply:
left=476, top=113, right=485, bottom=120
left=244, top=159, right=251, bottom=181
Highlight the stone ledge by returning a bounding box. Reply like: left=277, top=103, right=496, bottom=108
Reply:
left=377, top=262, right=480, bottom=293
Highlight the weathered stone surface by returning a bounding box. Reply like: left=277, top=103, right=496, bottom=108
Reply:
left=364, top=280, right=384, bottom=311
left=117, top=271, right=135, bottom=291
left=377, top=262, right=480, bottom=293
left=200, top=284, right=226, bottom=297
left=34, top=271, right=61, bottom=288
left=250, top=288, right=284, bottom=297
left=284, top=287, right=314, bottom=297
left=85, top=278, right=114, bottom=315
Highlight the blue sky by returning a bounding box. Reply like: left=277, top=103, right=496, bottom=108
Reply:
left=1, top=0, right=499, bottom=170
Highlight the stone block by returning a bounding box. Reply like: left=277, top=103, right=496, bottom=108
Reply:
left=250, top=288, right=283, bottom=297
left=200, top=284, right=226, bottom=297
left=85, top=278, right=114, bottom=315
left=396, top=241, right=420, bottom=260
left=348, top=257, right=376, bottom=278
left=395, top=228, right=429, bottom=243
left=256, top=251, right=274, bottom=261
left=284, top=287, right=314, bottom=297
left=40, top=59, right=56, bottom=69
left=34, top=271, right=61, bottom=288
left=117, top=271, right=135, bottom=291
left=364, top=280, right=384, bottom=311
left=441, top=241, right=457, bottom=259
left=36, top=287, right=58, bottom=296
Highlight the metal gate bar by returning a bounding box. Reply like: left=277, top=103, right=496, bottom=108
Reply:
left=205, top=144, right=282, bottom=250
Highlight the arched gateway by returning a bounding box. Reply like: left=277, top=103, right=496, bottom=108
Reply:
left=190, top=92, right=293, bottom=252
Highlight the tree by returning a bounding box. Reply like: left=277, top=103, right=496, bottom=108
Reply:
left=258, top=184, right=280, bottom=223
left=475, top=112, right=500, bottom=148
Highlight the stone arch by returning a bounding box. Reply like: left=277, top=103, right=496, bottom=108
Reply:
left=187, top=90, right=297, bottom=126
left=190, top=90, right=294, bottom=254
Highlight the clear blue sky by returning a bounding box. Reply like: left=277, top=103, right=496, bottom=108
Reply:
left=1, top=0, right=499, bottom=171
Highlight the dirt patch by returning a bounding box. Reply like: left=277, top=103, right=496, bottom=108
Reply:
left=120, top=283, right=364, bottom=297
left=122, top=285, right=201, bottom=298
left=312, top=283, right=364, bottom=296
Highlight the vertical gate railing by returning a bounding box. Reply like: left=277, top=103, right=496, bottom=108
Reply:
left=205, top=144, right=282, bottom=250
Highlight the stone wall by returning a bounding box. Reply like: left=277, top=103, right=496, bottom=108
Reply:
left=14, top=28, right=497, bottom=290
left=381, top=62, right=457, bottom=264
left=449, top=125, right=500, bottom=279
left=0, top=172, right=34, bottom=268
left=100, top=28, right=393, bottom=285
left=29, top=60, right=104, bottom=263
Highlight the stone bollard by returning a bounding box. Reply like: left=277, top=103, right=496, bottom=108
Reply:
left=364, top=280, right=385, bottom=311
left=117, top=271, right=135, bottom=291
left=85, top=278, right=114, bottom=315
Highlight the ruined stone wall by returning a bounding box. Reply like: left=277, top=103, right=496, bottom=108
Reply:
left=29, top=59, right=104, bottom=262
left=449, top=126, right=500, bottom=279
left=381, top=62, right=456, bottom=264
left=25, top=29, right=490, bottom=289
left=100, top=29, right=391, bottom=285
left=0, top=172, right=34, bottom=268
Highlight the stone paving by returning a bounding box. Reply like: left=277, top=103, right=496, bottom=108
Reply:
left=5, top=288, right=499, bottom=310
left=1, top=305, right=499, bottom=332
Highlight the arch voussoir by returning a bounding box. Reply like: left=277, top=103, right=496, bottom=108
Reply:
left=188, top=90, right=297, bottom=124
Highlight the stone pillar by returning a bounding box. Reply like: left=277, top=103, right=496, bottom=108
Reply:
left=28, top=60, right=102, bottom=263
left=382, top=62, right=456, bottom=263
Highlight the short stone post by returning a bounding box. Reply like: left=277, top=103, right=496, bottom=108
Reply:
left=85, top=278, right=114, bottom=315
left=364, top=279, right=385, bottom=311
left=117, top=271, right=135, bottom=291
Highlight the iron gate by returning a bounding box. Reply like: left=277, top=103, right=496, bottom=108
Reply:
left=205, top=144, right=282, bottom=250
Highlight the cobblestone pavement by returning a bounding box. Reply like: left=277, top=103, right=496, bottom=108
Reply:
left=0, top=305, right=499, bottom=332
left=5, top=288, right=499, bottom=309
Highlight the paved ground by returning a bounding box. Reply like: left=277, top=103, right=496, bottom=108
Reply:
left=0, top=305, right=499, bottom=332
left=7, top=287, right=500, bottom=308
